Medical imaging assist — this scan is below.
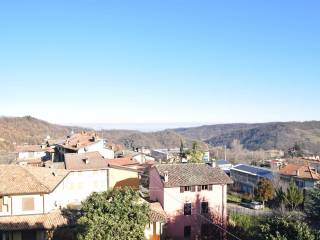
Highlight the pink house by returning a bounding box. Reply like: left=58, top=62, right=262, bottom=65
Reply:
left=149, top=163, right=232, bottom=240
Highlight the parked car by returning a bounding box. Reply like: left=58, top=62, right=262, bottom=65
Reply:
left=248, top=201, right=264, bottom=210
left=240, top=200, right=264, bottom=210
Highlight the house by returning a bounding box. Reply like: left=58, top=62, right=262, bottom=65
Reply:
left=0, top=165, right=72, bottom=240
left=214, top=160, right=233, bottom=175
left=150, top=148, right=181, bottom=162
left=130, top=152, right=155, bottom=164
left=64, top=152, right=140, bottom=191
left=149, top=163, right=232, bottom=240
left=263, top=159, right=285, bottom=170
left=144, top=201, right=167, bottom=240
left=202, top=151, right=210, bottom=162
left=230, top=164, right=273, bottom=193
left=56, top=132, right=114, bottom=161
left=15, top=145, right=55, bottom=166
left=279, top=163, right=320, bottom=189
left=119, top=150, right=155, bottom=164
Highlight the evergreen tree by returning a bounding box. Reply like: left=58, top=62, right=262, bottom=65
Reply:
left=284, top=180, right=303, bottom=211
left=304, top=188, right=320, bottom=220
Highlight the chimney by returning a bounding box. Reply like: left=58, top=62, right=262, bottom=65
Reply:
left=296, top=170, right=299, bottom=176
left=211, top=160, right=216, bottom=168
left=83, top=158, right=89, bottom=164
left=164, top=171, right=169, bottom=182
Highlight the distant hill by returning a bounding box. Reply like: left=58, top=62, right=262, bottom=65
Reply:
left=0, top=116, right=196, bottom=152
left=0, top=116, right=320, bottom=154
left=0, top=116, right=84, bottom=152
left=173, top=122, right=320, bottom=153
left=99, top=129, right=200, bottom=149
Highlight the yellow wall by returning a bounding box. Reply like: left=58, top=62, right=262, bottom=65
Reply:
left=108, top=167, right=139, bottom=189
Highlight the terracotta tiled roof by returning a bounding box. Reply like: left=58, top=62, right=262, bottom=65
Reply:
left=106, top=157, right=139, bottom=167
left=0, top=210, right=71, bottom=231
left=114, top=178, right=139, bottom=189
left=149, top=202, right=167, bottom=223
left=64, top=152, right=108, bottom=171
left=61, top=132, right=100, bottom=151
left=0, top=165, right=69, bottom=196
left=280, top=163, right=320, bottom=180
left=154, top=163, right=233, bottom=188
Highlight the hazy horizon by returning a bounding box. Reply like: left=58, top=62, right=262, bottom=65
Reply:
left=1, top=1, right=320, bottom=124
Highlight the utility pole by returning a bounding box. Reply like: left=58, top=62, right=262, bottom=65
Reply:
left=224, top=145, right=227, bottom=161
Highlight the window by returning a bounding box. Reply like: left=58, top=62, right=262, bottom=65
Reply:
left=181, top=186, right=196, bottom=193
left=0, top=197, right=8, bottom=213
left=201, top=202, right=209, bottom=214
left=22, top=197, right=35, bottom=211
left=184, top=203, right=192, bottom=215
left=201, top=185, right=208, bottom=190
left=184, top=226, right=191, bottom=238
left=201, top=224, right=212, bottom=239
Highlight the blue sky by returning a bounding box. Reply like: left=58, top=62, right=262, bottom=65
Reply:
left=0, top=0, right=319, bottom=126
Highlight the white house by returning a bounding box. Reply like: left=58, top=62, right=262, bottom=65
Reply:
left=15, top=145, right=55, bottom=166
left=56, top=132, right=114, bottom=160
left=0, top=165, right=71, bottom=240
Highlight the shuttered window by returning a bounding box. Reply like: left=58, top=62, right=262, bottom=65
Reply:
left=22, top=197, right=35, bottom=211
left=184, top=203, right=192, bottom=215
left=201, top=202, right=209, bottom=214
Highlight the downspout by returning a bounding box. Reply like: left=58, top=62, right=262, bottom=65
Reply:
left=222, top=184, right=225, bottom=226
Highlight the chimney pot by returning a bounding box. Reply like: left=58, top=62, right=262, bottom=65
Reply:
left=164, top=171, right=169, bottom=182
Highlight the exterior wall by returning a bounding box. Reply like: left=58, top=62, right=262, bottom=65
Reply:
left=150, top=150, right=168, bottom=161
left=230, top=169, right=261, bottom=193
left=149, top=168, right=164, bottom=206
left=77, top=140, right=114, bottom=159
left=0, top=196, right=12, bottom=217
left=45, top=170, right=109, bottom=211
left=163, top=185, right=226, bottom=240
left=99, top=148, right=114, bottom=159
left=108, top=167, right=139, bottom=189
left=280, top=175, right=317, bottom=190
left=149, top=168, right=227, bottom=239
left=144, top=222, right=163, bottom=240
left=1, top=169, right=109, bottom=217
left=133, top=154, right=155, bottom=164
left=18, top=151, right=46, bottom=160
left=0, top=194, right=44, bottom=217
left=11, top=195, right=44, bottom=216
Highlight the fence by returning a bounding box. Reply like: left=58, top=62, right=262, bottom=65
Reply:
left=228, top=204, right=272, bottom=217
